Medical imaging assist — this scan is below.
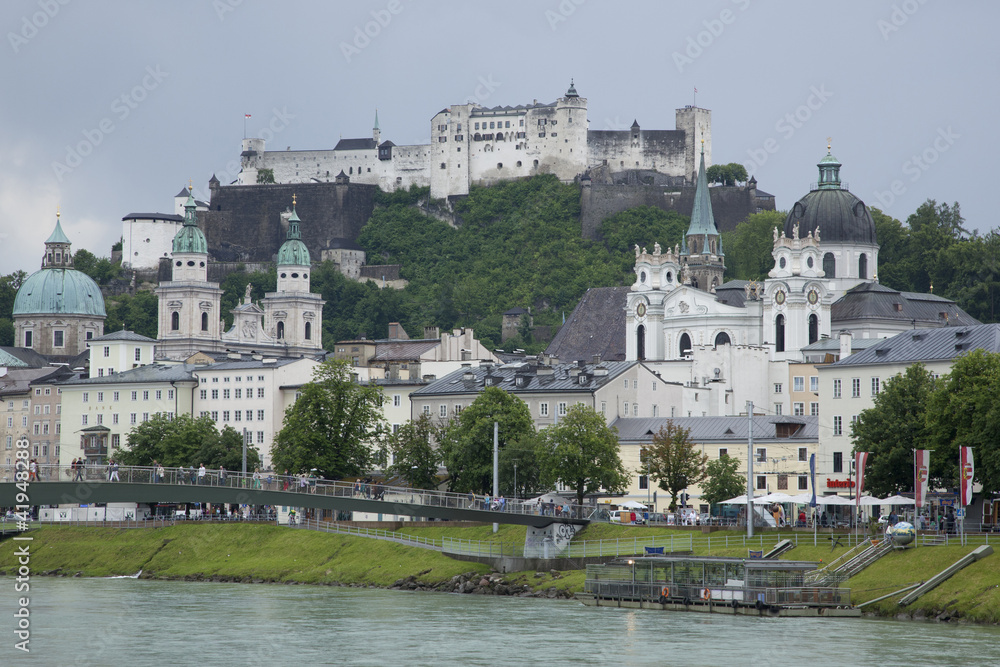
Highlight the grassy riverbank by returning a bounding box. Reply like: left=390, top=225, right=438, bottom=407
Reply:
left=4, top=524, right=999, bottom=622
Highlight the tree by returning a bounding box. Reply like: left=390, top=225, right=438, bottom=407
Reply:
left=700, top=455, right=746, bottom=513
left=925, top=350, right=1000, bottom=495
left=645, top=421, right=707, bottom=511
left=536, top=404, right=629, bottom=506
left=272, top=359, right=387, bottom=478
left=499, top=430, right=545, bottom=499
left=105, top=290, right=159, bottom=339
left=851, top=364, right=937, bottom=496
left=118, top=413, right=260, bottom=470
left=706, top=162, right=748, bottom=186
left=719, top=210, right=786, bottom=281
left=257, top=168, right=275, bottom=184
left=437, top=386, right=535, bottom=494
left=385, top=414, right=440, bottom=490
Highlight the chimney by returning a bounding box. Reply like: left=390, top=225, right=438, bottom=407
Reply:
left=839, top=330, right=852, bottom=360
left=424, top=326, right=440, bottom=340
left=592, top=354, right=601, bottom=365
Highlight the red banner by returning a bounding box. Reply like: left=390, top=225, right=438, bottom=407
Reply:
left=960, top=447, right=974, bottom=506
left=915, top=449, right=930, bottom=508
left=855, top=451, right=869, bottom=510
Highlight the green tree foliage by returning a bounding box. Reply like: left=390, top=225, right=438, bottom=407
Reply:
left=385, top=414, right=440, bottom=490
left=706, top=163, right=748, bottom=186
left=851, top=364, right=938, bottom=496
left=72, top=249, right=121, bottom=285
left=645, top=421, right=707, bottom=511
left=437, top=386, right=535, bottom=494
left=272, top=359, right=387, bottom=478
left=536, top=404, right=629, bottom=506
left=118, top=413, right=260, bottom=470
left=0, top=271, right=27, bottom=346
left=104, top=291, right=159, bottom=339
left=700, top=455, right=746, bottom=513
left=499, top=430, right=545, bottom=499
left=598, top=206, right=689, bottom=281
left=256, top=168, right=275, bottom=184
left=0, top=319, right=12, bottom=347
left=719, top=210, right=786, bottom=281
left=925, top=350, right=1000, bottom=495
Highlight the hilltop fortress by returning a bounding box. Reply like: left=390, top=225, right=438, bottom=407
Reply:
left=237, top=82, right=712, bottom=200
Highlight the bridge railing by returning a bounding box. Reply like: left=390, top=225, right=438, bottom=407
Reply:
left=1, top=463, right=591, bottom=520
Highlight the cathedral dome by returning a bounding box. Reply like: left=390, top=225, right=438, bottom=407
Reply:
left=173, top=190, right=208, bottom=254
left=783, top=150, right=876, bottom=245
left=13, top=267, right=106, bottom=317
left=277, top=205, right=310, bottom=266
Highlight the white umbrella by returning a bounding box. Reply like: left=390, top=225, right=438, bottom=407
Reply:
left=785, top=493, right=815, bottom=504
left=815, top=494, right=854, bottom=506
left=621, top=500, right=648, bottom=509
left=757, top=492, right=795, bottom=503
left=879, top=494, right=916, bottom=505
left=720, top=494, right=773, bottom=505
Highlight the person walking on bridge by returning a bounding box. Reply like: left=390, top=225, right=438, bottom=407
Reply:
left=198, top=464, right=207, bottom=485
left=73, top=458, right=85, bottom=482
left=108, top=460, right=120, bottom=482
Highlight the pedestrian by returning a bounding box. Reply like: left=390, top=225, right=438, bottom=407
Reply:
left=151, top=460, right=159, bottom=483
left=74, top=458, right=85, bottom=482
left=253, top=468, right=262, bottom=490
left=157, top=462, right=165, bottom=484
left=29, top=459, right=38, bottom=482
left=218, top=466, right=227, bottom=486
left=282, top=470, right=289, bottom=492
left=109, top=459, right=120, bottom=482
left=198, top=463, right=207, bottom=485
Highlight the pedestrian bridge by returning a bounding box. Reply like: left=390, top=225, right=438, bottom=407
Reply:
left=0, top=464, right=589, bottom=528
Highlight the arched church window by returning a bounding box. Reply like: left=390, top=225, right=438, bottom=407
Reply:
left=277, top=321, right=285, bottom=340
left=779, top=257, right=786, bottom=269
left=171, top=312, right=179, bottom=331
left=808, top=314, right=818, bottom=345
left=715, top=332, right=731, bottom=347
left=807, top=256, right=814, bottom=269
left=858, top=253, right=868, bottom=279
left=775, top=315, right=785, bottom=353
left=823, top=253, right=835, bottom=277
left=636, top=325, right=645, bottom=361
left=201, top=312, right=209, bottom=332
left=679, top=333, right=692, bottom=357
left=305, top=322, right=312, bottom=341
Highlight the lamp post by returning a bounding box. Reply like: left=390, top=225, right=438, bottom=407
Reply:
left=513, top=461, right=517, bottom=502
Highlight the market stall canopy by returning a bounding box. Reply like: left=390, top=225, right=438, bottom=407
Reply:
left=621, top=500, right=648, bottom=509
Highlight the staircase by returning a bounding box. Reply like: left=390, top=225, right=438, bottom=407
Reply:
left=807, top=539, right=895, bottom=586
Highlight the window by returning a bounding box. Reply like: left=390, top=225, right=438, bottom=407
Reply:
left=223, top=389, right=230, bottom=399
left=33, top=423, right=39, bottom=435
left=257, top=410, right=264, bottom=421
left=130, top=413, right=137, bottom=425
left=799, top=447, right=808, bottom=462
left=833, top=379, right=842, bottom=399
left=211, top=411, right=218, bottom=421
left=539, top=403, right=549, bottom=417
left=171, top=311, right=179, bottom=331
left=155, top=390, right=162, bottom=400
left=810, top=376, right=819, bottom=392
left=244, top=410, right=252, bottom=421
left=235, top=389, right=242, bottom=399
left=103, top=346, right=110, bottom=358
left=223, top=411, right=230, bottom=421
left=5, top=418, right=10, bottom=428
left=833, top=416, right=843, bottom=437
left=851, top=378, right=860, bottom=398
left=257, top=388, right=265, bottom=398
left=135, top=347, right=142, bottom=362
left=777, top=475, right=788, bottom=490
left=810, top=402, right=819, bottom=416
left=131, top=391, right=137, bottom=401
left=143, top=391, right=149, bottom=401
left=113, top=391, right=119, bottom=402
left=393, top=395, right=401, bottom=408
left=624, top=379, right=628, bottom=388
left=871, top=377, right=881, bottom=396
left=793, top=402, right=804, bottom=416
left=201, top=312, right=209, bottom=332
left=81, top=415, right=88, bottom=426
left=756, top=447, right=767, bottom=463
left=142, top=413, right=149, bottom=422
left=258, top=376, right=264, bottom=382
left=600, top=401, right=606, bottom=415
left=633, top=404, right=639, bottom=416
left=798, top=476, right=808, bottom=490
left=53, top=330, right=64, bottom=347
left=833, top=451, right=843, bottom=472
left=623, top=402, right=629, bottom=415
left=793, top=376, right=804, bottom=392
left=422, top=405, right=430, bottom=415
left=633, top=379, right=638, bottom=389
left=774, top=383, right=783, bottom=394
left=96, top=414, right=103, bottom=425
left=652, top=405, right=659, bottom=417
left=168, top=390, right=174, bottom=400
left=112, top=413, right=119, bottom=425
left=82, top=392, right=89, bottom=403
left=558, top=402, right=567, bottom=416
left=257, top=431, right=264, bottom=444
left=24, top=331, right=32, bottom=348
left=439, top=404, right=447, bottom=417
left=719, top=448, right=728, bottom=458
left=211, top=389, right=219, bottom=400
left=21, top=416, right=26, bottom=427
left=756, top=476, right=767, bottom=490
left=774, top=403, right=783, bottom=415
left=234, top=411, right=241, bottom=421
left=639, top=475, right=648, bottom=490
left=200, top=389, right=207, bottom=400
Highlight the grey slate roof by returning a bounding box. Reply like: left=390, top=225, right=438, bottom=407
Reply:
left=0, top=347, right=55, bottom=368
left=0, top=367, right=65, bottom=396
left=334, top=138, right=377, bottom=151
left=412, top=360, right=638, bottom=397
left=90, top=330, right=156, bottom=343
left=801, top=337, right=884, bottom=354
left=830, top=323, right=1000, bottom=368
left=831, top=282, right=979, bottom=328
left=195, top=357, right=301, bottom=371
left=59, top=363, right=199, bottom=386
left=371, top=340, right=439, bottom=362
left=122, top=213, right=184, bottom=222
left=613, top=415, right=818, bottom=443
left=544, top=286, right=629, bottom=363
left=715, top=280, right=751, bottom=308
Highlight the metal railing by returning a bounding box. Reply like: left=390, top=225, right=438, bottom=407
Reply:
left=291, top=518, right=445, bottom=551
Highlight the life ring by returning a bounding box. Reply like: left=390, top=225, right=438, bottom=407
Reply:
left=661, top=586, right=670, bottom=599
left=701, top=588, right=711, bottom=600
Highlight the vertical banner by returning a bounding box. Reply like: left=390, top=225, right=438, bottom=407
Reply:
left=915, top=449, right=931, bottom=508
left=809, top=453, right=817, bottom=508
left=855, top=451, right=869, bottom=511
left=960, top=447, right=974, bottom=506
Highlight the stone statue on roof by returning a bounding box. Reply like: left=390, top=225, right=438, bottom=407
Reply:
left=244, top=283, right=252, bottom=303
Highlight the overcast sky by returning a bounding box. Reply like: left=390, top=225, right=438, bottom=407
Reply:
left=1, top=0, right=995, bottom=274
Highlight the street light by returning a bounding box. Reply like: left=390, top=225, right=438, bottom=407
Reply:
left=513, top=461, right=517, bottom=501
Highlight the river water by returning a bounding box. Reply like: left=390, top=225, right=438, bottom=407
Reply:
left=3, top=578, right=999, bottom=666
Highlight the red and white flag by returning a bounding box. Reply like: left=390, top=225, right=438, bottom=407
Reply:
left=915, top=449, right=931, bottom=508
left=855, top=451, right=869, bottom=510
left=960, top=447, right=974, bottom=506
left=245, top=113, right=252, bottom=119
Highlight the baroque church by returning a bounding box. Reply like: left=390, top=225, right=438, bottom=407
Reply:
left=154, top=189, right=325, bottom=361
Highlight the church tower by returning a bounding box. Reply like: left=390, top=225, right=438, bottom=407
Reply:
left=154, top=187, right=223, bottom=357
left=262, top=197, right=325, bottom=351
left=680, top=140, right=725, bottom=292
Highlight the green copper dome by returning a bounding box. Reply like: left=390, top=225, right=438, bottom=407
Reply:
left=277, top=207, right=310, bottom=266
left=172, top=191, right=208, bottom=254
left=13, top=268, right=106, bottom=317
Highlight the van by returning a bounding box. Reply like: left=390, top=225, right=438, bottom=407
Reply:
left=609, top=510, right=646, bottom=525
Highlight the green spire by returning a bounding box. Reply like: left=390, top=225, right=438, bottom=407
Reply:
left=373, top=109, right=380, bottom=131
left=277, top=196, right=310, bottom=266
left=172, top=186, right=208, bottom=254
left=685, top=143, right=719, bottom=240
left=46, top=214, right=71, bottom=244
left=817, top=140, right=842, bottom=189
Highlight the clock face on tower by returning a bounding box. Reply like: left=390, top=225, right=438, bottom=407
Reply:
left=636, top=302, right=647, bottom=318
left=775, top=290, right=786, bottom=305
left=808, top=289, right=819, bottom=305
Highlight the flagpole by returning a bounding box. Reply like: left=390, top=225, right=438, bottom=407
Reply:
left=244, top=114, right=247, bottom=140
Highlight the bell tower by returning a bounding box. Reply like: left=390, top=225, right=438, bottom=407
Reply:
left=679, top=138, right=725, bottom=292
